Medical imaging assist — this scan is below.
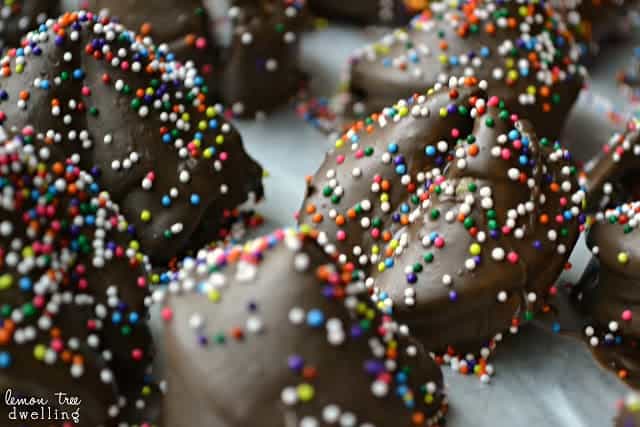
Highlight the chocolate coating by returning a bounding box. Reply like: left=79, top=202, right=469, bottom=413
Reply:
left=157, top=230, right=448, bottom=426
left=560, top=89, right=627, bottom=169
left=552, top=0, right=636, bottom=61
left=578, top=201, right=640, bottom=389
left=89, top=0, right=307, bottom=117
left=218, top=0, right=306, bottom=116
left=308, top=0, right=428, bottom=25
left=0, top=11, right=263, bottom=262
left=89, top=0, right=217, bottom=95
left=585, top=118, right=640, bottom=211
left=300, top=84, right=585, bottom=359
left=340, top=0, right=584, bottom=140
left=0, top=133, right=159, bottom=424
left=0, top=0, right=58, bottom=51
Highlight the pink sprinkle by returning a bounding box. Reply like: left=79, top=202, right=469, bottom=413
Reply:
left=51, top=339, right=64, bottom=352
left=137, top=277, right=147, bottom=288
left=161, top=307, right=174, bottom=321
left=81, top=86, right=91, bottom=96
left=507, top=252, right=519, bottom=264
left=487, top=96, right=500, bottom=107
left=33, top=295, right=45, bottom=308
left=434, top=237, right=445, bottom=248
left=131, top=348, right=144, bottom=361
left=559, top=197, right=567, bottom=207
left=336, top=155, right=345, bottom=165
left=622, top=310, right=633, bottom=321
left=196, top=37, right=208, bottom=49
left=219, top=152, right=228, bottom=161
left=512, top=140, right=522, bottom=150
left=355, top=149, right=364, bottom=159
left=451, top=128, right=460, bottom=138
left=373, top=174, right=382, bottom=183
left=370, top=229, right=380, bottom=239
left=336, top=230, right=346, bottom=241
left=501, top=148, right=511, bottom=160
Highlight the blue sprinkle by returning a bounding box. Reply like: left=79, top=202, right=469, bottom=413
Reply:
left=112, top=312, right=122, bottom=324
left=306, top=309, right=325, bottom=327
left=0, top=352, right=11, bottom=368
left=73, top=69, right=85, bottom=80
left=19, top=277, right=32, bottom=292
left=425, top=145, right=436, bottom=156
left=129, top=312, right=139, bottom=324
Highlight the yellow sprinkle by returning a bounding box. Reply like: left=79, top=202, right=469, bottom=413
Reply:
left=297, top=384, right=314, bottom=402
left=140, top=210, right=152, bottom=222
left=618, top=252, right=629, bottom=264
left=208, top=290, right=221, bottom=302
left=21, top=246, right=34, bottom=258
left=469, top=243, right=481, bottom=256
left=0, top=274, right=13, bottom=290
left=33, top=344, right=46, bottom=361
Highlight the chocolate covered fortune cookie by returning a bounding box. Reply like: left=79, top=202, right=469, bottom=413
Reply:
left=0, top=0, right=58, bottom=51
left=0, top=10, right=263, bottom=262
left=340, top=0, right=585, bottom=139
left=216, top=0, right=307, bottom=117
left=156, top=229, right=448, bottom=426
left=0, top=133, right=159, bottom=425
left=577, top=201, right=640, bottom=389
left=584, top=117, right=640, bottom=211
left=552, top=0, right=636, bottom=61
left=89, top=0, right=307, bottom=118
left=308, top=0, right=428, bottom=25
left=300, top=84, right=585, bottom=363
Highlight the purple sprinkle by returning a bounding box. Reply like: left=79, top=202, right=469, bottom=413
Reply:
left=288, top=355, right=304, bottom=372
